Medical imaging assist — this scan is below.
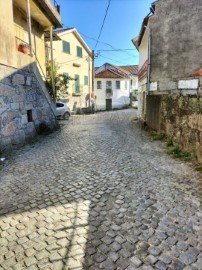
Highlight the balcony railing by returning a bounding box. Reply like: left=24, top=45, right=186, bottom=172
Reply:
left=106, top=88, right=113, bottom=97
left=72, top=84, right=84, bottom=96
left=53, top=0, right=60, bottom=14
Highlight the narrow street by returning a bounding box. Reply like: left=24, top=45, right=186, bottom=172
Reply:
left=0, top=109, right=201, bottom=270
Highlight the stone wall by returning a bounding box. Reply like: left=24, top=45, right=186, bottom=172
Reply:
left=160, top=94, right=202, bottom=162
left=0, top=64, right=56, bottom=152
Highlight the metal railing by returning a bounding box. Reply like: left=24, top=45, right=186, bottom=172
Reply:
left=106, top=88, right=113, bottom=97
left=72, top=84, right=84, bottom=95
left=53, top=0, right=60, bottom=14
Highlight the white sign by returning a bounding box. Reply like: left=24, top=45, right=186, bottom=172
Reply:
left=178, top=79, right=199, bottom=90
left=150, top=82, right=158, bottom=91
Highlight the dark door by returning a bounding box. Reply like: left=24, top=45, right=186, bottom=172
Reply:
left=106, top=99, right=112, bottom=111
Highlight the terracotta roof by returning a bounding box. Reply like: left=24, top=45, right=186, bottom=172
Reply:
left=95, top=70, right=126, bottom=79
left=192, top=68, right=202, bottom=77
left=108, top=63, right=131, bottom=76
left=119, top=65, right=139, bottom=75
left=138, top=60, right=148, bottom=81
left=138, top=16, right=150, bottom=46
left=137, top=1, right=158, bottom=47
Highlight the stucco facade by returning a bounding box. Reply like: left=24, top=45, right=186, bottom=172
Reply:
left=95, top=78, right=130, bottom=111
left=150, top=0, right=202, bottom=86
left=46, top=28, right=92, bottom=111
left=94, top=63, right=138, bottom=111
left=0, top=0, right=62, bottom=152
left=135, top=30, right=148, bottom=120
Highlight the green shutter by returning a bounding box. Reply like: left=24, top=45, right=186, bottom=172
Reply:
left=75, top=74, right=80, bottom=93
left=84, top=76, right=88, bottom=85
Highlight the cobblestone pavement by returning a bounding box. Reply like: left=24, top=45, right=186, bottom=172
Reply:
left=0, top=109, right=202, bottom=270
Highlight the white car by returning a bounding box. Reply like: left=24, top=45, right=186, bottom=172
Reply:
left=56, top=102, right=71, bottom=120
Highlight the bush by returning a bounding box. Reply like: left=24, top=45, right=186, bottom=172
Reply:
left=166, top=138, right=173, bottom=147
left=166, top=145, right=191, bottom=161
left=150, top=131, right=165, bottom=141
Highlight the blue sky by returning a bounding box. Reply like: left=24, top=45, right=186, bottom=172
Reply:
left=58, top=0, right=152, bottom=67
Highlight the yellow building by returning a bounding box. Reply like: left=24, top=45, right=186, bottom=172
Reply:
left=46, top=28, right=93, bottom=111
left=0, top=0, right=62, bottom=150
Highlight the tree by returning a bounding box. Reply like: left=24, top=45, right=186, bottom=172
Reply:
left=45, top=61, right=74, bottom=100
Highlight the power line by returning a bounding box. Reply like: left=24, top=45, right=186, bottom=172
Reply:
left=57, top=57, right=83, bottom=65
left=97, top=49, right=136, bottom=52
left=98, top=54, right=136, bottom=65
left=79, top=31, right=114, bottom=49
left=94, top=0, right=112, bottom=50
left=62, top=27, right=138, bottom=59
left=59, top=25, right=138, bottom=65
left=79, top=31, right=138, bottom=58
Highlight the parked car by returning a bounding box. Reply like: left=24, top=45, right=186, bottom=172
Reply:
left=56, top=102, right=71, bottom=120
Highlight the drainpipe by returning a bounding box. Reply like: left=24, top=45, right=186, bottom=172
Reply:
left=27, top=0, right=33, bottom=55
left=50, top=26, right=56, bottom=105
left=145, top=25, right=151, bottom=94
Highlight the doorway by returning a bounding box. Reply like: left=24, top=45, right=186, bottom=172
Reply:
left=106, top=99, right=112, bottom=111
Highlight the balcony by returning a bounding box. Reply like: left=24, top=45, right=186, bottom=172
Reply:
left=13, top=0, right=62, bottom=29
left=106, top=88, right=113, bottom=98
left=72, top=84, right=84, bottom=96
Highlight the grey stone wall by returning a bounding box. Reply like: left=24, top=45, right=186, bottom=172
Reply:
left=150, top=0, right=202, bottom=85
left=0, top=64, right=56, bottom=151
left=160, top=95, right=202, bottom=162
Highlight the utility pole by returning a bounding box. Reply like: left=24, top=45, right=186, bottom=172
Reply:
left=88, top=56, right=91, bottom=108
left=92, top=50, right=95, bottom=95
left=50, top=26, right=56, bottom=104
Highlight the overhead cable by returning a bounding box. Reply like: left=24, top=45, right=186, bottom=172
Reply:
left=94, top=0, right=112, bottom=50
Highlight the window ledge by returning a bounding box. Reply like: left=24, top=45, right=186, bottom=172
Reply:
left=72, top=93, right=81, bottom=96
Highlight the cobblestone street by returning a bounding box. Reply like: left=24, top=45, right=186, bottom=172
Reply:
left=0, top=109, right=201, bottom=270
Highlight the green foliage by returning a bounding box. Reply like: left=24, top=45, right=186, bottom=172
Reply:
left=166, top=138, right=173, bottom=147
left=166, top=145, right=191, bottom=161
left=150, top=131, right=165, bottom=141
left=45, top=61, right=74, bottom=100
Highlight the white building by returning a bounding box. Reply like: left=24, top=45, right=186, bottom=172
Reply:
left=95, top=63, right=138, bottom=111
left=132, top=16, right=149, bottom=120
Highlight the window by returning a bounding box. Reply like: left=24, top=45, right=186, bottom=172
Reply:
left=84, top=76, right=88, bottom=85
left=62, top=41, right=70, bottom=54
left=75, top=74, right=80, bottom=93
left=97, top=81, right=102, bottom=89
left=116, top=81, right=120, bottom=89
left=77, top=46, right=82, bottom=57
left=106, top=81, right=112, bottom=89
left=27, top=110, right=32, bottom=122
left=56, top=103, right=64, bottom=108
